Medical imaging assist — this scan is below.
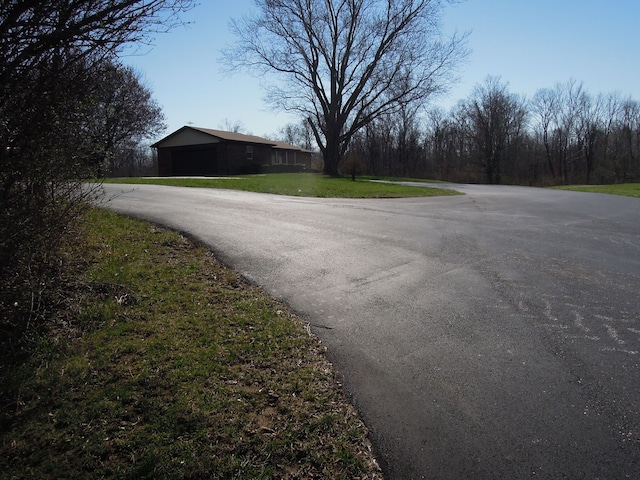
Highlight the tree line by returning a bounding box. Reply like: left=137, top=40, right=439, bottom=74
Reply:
left=347, top=76, right=640, bottom=185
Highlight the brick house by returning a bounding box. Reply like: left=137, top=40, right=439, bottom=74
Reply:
left=152, top=126, right=312, bottom=176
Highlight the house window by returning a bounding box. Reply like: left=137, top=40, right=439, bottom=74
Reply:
left=246, top=145, right=253, bottom=160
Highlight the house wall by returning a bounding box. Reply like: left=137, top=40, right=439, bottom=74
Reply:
left=154, top=126, right=313, bottom=176
left=158, top=144, right=218, bottom=176
left=158, top=129, right=222, bottom=148
left=272, top=150, right=313, bottom=168
left=298, top=151, right=312, bottom=168
left=157, top=142, right=274, bottom=176
left=157, top=148, right=172, bottom=176
left=222, top=143, right=272, bottom=174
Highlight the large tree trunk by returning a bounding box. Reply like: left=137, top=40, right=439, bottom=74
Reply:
left=323, top=150, right=341, bottom=176
left=323, top=124, right=343, bottom=176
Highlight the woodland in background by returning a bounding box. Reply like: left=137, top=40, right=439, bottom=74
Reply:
left=348, top=77, right=640, bottom=186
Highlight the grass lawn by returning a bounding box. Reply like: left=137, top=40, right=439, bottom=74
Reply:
left=104, top=173, right=460, bottom=198
left=0, top=209, right=382, bottom=479
left=552, top=183, right=640, bottom=198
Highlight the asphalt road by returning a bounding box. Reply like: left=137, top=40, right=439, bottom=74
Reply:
left=100, top=182, right=640, bottom=479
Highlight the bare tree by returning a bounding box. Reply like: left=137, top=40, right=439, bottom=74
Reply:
left=461, top=76, right=528, bottom=184
left=342, top=153, right=366, bottom=180
left=576, top=92, right=604, bottom=184
left=88, top=61, right=166, bottom=175
left=349, top=105, right=425, bottom=177
left=111, top=139, right=159, bottom=177
left=350, top=113, right=395, bottom=176
left=611, top=99, right=640, bottom=181
left=220, top=118, right=247, bottom=133
left=600, top=92, right=625, bottom=181
left=424, top=108, right=453, bottom=179
left=225, top=0, right=468, bottom=176
left=531, top=87, right=559, bottom=180
left=392, top=103, right=424, bottom=177
left=552, top=80, right=587, bottom=184
left=277, top=121, right=316, bottom=150
left=0, top=1, right=194, bottom=84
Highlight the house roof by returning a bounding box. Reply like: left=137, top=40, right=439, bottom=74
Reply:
left=271, top=141, right=313, bottom=153
left=151, top=126, right=277, bottom=148
left=152, top=126, right=310, bottom=153
left=188, top=127, right=278, bottom=146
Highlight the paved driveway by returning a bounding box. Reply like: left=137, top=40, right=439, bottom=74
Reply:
left=100, top=183, right=640, bottom=479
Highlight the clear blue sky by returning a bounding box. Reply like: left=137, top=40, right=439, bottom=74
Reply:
left=124, top=0, right=640, bottom=140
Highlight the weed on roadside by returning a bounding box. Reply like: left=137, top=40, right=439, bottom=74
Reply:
left=0, top=208, right=382, bottom=479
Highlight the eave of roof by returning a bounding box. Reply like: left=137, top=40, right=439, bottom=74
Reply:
left=272, top=141, right=313, bottom=153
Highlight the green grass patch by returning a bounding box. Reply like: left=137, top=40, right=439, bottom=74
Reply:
left=552, top=183, right=640, bottom=198
left=104, top=173, right=460, bottom=198
left=0, top=209, right=382, bottom=479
